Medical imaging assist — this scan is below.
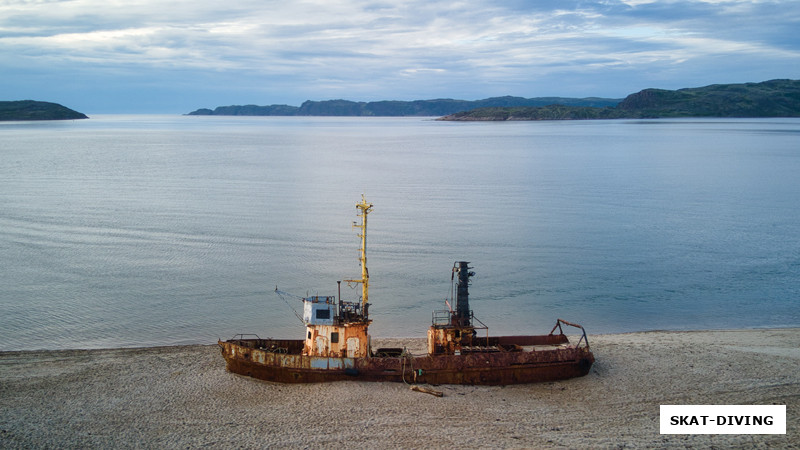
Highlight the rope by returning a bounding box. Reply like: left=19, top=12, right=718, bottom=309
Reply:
left=400, top=347, right=414, bottom=385
left=274, top=288, right=305, bottom=324
left=400, top=348, right=443, bottom=397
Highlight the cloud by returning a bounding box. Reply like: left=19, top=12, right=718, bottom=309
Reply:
left=1, top=0, right=797, bottom=112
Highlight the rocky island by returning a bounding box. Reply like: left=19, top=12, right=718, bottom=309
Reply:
left=0, top=100, right=88, bottom=121
left=438, top=79, right=800, bottom=121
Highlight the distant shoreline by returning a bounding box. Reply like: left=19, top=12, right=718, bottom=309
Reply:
left=186, top=95, right=620, bottom=117
left=187, top=79, right=800, bottom=120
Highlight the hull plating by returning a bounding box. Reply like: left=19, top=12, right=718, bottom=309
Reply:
left=219, top=338, right=594, bottom=385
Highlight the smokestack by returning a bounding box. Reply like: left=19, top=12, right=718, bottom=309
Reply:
left=455, top=261, right=474, bottom=327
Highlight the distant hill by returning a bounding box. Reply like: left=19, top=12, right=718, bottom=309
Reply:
left=0, top=100, right=88, bottom=121
left=187, top=96, right=622, bottom=117
left=439, top=79, right=800, bottom=121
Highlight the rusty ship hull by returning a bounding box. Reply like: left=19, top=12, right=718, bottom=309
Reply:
left=219, top=333, right=594, bottom=385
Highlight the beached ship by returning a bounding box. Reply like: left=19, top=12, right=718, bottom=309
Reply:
left=219, top=196, right=594, bottom=385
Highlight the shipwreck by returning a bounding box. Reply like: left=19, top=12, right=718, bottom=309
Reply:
left=219, top=196, right=594, bottom=385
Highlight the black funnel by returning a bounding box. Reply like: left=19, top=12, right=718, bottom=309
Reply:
left=454, top=261, right=474, bottom=327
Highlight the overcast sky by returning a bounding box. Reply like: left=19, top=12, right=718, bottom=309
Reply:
left=2, top=0, right=798, bottom=113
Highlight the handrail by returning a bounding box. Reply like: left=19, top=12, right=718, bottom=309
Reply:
left=549, top=319, right=589, bottom=350
left=230, top=333, right=261, bottom=341
left=471, top=315, right=490, bottom=347
left=432, top=310, right=451, bottom=326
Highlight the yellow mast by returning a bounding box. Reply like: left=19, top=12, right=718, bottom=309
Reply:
left=345, top=195, right=373, bottom=306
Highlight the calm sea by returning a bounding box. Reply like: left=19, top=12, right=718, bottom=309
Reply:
left=1, top=115, right=798, bottom=351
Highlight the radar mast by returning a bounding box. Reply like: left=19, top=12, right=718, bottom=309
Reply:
left=344, top=194, right=373, bottom=306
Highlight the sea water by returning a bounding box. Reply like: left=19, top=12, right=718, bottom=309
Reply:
left=1, top=115, right=798, bottom=350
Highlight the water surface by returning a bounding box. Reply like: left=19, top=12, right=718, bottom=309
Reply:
left=1, top=116, right=798, bottom=350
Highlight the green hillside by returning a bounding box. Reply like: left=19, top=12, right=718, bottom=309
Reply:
left=439, top=79, right=800, bottom=121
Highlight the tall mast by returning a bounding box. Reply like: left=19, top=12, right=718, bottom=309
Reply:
left=345, top=195, right=373, bottom=306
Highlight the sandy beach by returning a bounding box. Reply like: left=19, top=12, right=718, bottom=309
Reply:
left=1, top=328, right=797, bottom=448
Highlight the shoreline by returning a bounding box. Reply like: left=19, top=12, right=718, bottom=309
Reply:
left=6, top=326, right=800, bottom=358
left=1, top=328, right=797, bottom=448
left=5, top=324, right=800, bottom=354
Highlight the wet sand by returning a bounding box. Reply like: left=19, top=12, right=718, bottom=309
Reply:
left=1, top=328, right=797, bottom=448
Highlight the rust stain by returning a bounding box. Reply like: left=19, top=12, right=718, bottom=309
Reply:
left=219, top=331, right=594, bottom=385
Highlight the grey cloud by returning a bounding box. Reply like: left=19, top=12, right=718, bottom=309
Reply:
left=1, top=0, right=797, bottom=112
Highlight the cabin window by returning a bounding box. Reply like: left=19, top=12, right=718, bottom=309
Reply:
left=331, top=332, right=339, bottom=343
left=316, top=309, right=331, bottom=320
left=307, top=331, right=312, bottom=339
